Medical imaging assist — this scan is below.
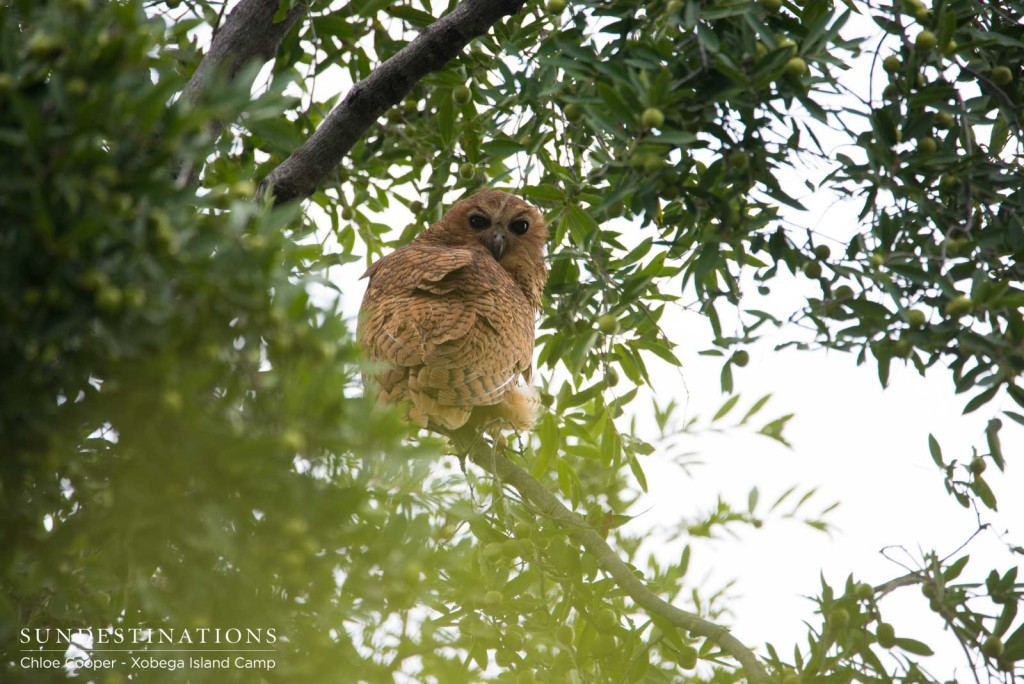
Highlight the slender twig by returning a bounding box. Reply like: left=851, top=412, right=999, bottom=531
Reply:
left=447, top=431, right=769, bottom=684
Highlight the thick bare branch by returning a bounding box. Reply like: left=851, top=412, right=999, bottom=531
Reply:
left=461, top=441, right=770, bottom=684
left=181, top=0, right=308, bottom=142
left=258, top=0, right=525, bottom=205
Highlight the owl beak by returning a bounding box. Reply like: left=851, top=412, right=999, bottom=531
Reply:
left=484, top=226, right=508, bottom=261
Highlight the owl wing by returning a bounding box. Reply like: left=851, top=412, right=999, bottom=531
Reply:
left=359, top=242, right=534, bottom=413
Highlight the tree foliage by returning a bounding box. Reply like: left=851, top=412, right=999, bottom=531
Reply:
left=2, top=0, right=1022, bottom=682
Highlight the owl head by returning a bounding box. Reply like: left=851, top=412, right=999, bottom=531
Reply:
left=436, top=190, right=548, bottom=265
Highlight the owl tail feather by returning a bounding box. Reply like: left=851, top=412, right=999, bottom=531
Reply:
left=495, top=385, right=541, bottom=431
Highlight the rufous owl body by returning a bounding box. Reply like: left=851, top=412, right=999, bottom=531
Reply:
left=358, top=190, right=548, bottom=431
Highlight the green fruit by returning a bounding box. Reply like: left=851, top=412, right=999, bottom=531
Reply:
left=483, top=542, right=505, bottom=560
left=555, top=624, right=574, bottom=645
left=784, top=57, right=808, bottom=78
left=79, top=270, right=109, bottom=292
left=981, top=636, right=1004, bottom=659
left=516, top=671, right=536, bottom=684
left=640, top=107, right=665, bottom=129
left=778, top=37, right=797, bottom=53
left=124, top=287, right=146, bottom=309
left=502, top=540, right=524, bottom=558
left=563, top=103, right=583, bottom=121
left=914, top=7, right=931, bottom=23
left=915, top=30, right=937, bottom=51
left=939, top=173, right=961, bottom=191
left=546, top=0, right=567, bottom=13
left=883, top=55, right=902, bottom=73
left=763, top=0, right=781, bottom=12
left=597, top=314, right=620, bottom=335
left=944, top=295, right=972, bottom=316
left=802, top=261, right=822, bottom=278
left=732, top=350, right=750, bottom=367
left=969, top=457, right=986, bottom=475
left=483, top=590, right=503, bottom=606
left=676, top=646, right=698, bottom=669
left=513, top=522, right=532, bottom=538
left=281, top=428, right=306, bottom=452
left=459, top=162, right=476, bottom=180
left=834, top=285, right=854, bottom=300
left=934, top=111, right=955, bottom=129
left=632, top=152, right=663, bottom=173
left=27, top=33, right=62, bottom=60
left=991, top=65, right=1013, bottom=87
left=917, top=136, right=937, bottom=154
left=828, top=608, right=851, bottom=630
left=854, top=582, right=874, bottom=601
left=666, top=0, right=683, bottom=14
left=504, top=627, right=525, bottom=650
left=883, top=83, right=900, bottom=99
left=876, top=622, right=896, bottom=648
left=907, top=309, right=927, bottom=327
left=605, top=366, right=620, bottom=387
left=594, top=607, right=617, bottom=630
left=814, top=244, right=831, bottom=260
left=727, top=149, right=750, bottom=170
left=95, top=286, right=123, bottom=313
left=341, top=206, right=354, bottom=220
left=161, top=390, right=184, bottom=413
left=452, top=85, right=472, bottom=104
left=893, top=338, right=912, bottom=358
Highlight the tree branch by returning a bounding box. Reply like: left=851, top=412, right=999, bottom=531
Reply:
left=180, top=0, right=307, bottom=168
left=459, top=439, right=770, bottom=684
left=258, top=0, right=526, bottom=205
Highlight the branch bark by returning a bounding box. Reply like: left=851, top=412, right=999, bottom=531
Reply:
left=458, top=439, right=770, bottom=684
left=181, top=0, right=308, bottom=145
left=258, top=0, right=526, bottom=205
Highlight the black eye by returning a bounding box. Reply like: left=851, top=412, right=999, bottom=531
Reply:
left=469, top=214, right=490, bottom=229
left=509, top=219, right=529, bottom=235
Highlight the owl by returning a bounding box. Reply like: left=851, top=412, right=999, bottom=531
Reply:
left=358, top=189, right=548, bottom=432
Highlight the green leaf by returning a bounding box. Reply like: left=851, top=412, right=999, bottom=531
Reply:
left=985, top=419, right=1004, bottom=470
left=627, top=454, right=648, bottom=493
left=894, top=638, right=934, bottom=656
left=971, top=476, right=998, bottom=511
left=437, top=96, right=455, bottom=148
left=963, top=384, right=999, bottom=414
left=928, top=434, right=944, bottom=467
left=712, top=395, right=740, bottom=422
left=943, top=555, right=969, bottom=582
left=741, top=394, right=772, bottom=424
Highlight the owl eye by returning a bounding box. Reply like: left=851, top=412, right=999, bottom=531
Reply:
left=469, top=214, right=490, bottom=229
left=509, top=219, right=529, bottom=235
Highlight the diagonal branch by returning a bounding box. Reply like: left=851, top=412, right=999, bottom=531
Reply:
left=454, top=435, right=770, bottom=684
left=176, top=0, right=307, bottom=186
left=258, top=0, right=525, bottom=205
left=181, top=0, right=308, bottom=142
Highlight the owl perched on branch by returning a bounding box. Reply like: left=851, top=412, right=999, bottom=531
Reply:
left=358, top=190, right=548, bottom=432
